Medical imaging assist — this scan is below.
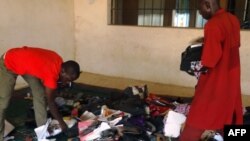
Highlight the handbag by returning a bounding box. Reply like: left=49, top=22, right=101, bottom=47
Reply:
left=180, top=43, right=203, bottom=76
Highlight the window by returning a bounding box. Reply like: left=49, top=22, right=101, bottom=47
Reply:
left=228, top=0, right=250, bottom=29
left=138, top=0, right=165, bottom=26
left=110, top=0, right=250, bottom=29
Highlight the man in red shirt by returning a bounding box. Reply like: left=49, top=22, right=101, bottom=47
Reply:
left=179, top=0, right=243, bottom=140
left=0, top=46, right=81, bottom=139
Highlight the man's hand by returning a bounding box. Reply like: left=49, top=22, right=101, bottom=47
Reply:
left=60, top=121, right=68, bottom=132
left=190, top=37, right=204, bottom=44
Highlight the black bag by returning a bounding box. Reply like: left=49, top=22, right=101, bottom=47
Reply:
left=180, top=43, right=203, bottom=75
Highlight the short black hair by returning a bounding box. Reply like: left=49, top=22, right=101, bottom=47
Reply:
left=62, top=60, right=81, bottom=78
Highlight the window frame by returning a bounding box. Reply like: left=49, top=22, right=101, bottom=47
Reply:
left=109, top=0, right=250, bottom=30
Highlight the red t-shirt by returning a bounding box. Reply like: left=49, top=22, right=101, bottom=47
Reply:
left=186, top=9, right=243, bottom=129
left=4, top=46, right=63, bottom=89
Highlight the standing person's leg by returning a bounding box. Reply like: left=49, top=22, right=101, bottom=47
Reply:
left=0, top=56, right=17, bottom=139
left=22, top=75, right=47, bottom=127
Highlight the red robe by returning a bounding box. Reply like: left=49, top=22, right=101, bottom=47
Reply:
left=186, top=9, right=243, bottom=130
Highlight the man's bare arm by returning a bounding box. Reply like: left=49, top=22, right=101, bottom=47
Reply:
left=45, top=87, right=68, bottom=131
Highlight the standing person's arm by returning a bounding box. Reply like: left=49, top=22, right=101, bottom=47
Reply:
left=45, top=87, right=68, bottom=131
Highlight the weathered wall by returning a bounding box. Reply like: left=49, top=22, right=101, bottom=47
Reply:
left=1, top=0, right=249, bottom=95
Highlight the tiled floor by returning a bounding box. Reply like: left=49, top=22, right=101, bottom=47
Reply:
left=76, top=72, right=250, bottom=106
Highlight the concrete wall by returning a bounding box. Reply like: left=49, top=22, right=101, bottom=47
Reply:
left=74, top=0, right=250, bottom=95
left=1, top=0, right=249, bottom=95
left=0, top=0, right=75, bottom=88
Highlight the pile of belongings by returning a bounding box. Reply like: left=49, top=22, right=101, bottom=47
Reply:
left=31, top=83, right=225, bottom=141
left=32, top=84, right=185, bottom=141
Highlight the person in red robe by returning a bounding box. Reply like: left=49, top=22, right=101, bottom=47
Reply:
left=179, top=0, right=243, bottom=140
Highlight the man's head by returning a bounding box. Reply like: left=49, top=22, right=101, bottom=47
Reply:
left=198, top=0, right=220, bottom=20
left=59, top=60, right=81, bottom=84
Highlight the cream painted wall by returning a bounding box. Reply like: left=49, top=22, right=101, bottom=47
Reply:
left=1, top=0, right=249, bottom=95
left=0, top=0, right=76, bottom=88
left=74, top=0, right=250, bottom=95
